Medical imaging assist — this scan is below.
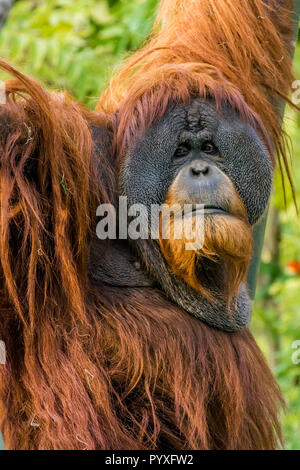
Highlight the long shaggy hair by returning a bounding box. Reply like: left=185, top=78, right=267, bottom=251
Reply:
left=0, top=0, right=297, bottom=450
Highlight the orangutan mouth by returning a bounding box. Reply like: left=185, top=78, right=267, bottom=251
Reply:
left=192, top=206, right=229, bottom=216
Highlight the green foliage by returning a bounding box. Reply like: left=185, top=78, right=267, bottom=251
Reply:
left=252, top=45, right=300, bottom=450
left=0, top=0, right=159, bottom=105
left=0, top=0, right=299, bottom=450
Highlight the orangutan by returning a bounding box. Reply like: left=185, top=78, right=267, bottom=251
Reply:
left=0, top=0, right=298, bottom=449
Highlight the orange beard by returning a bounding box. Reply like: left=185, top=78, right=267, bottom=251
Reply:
left=159, top=185, right=253, bottom=303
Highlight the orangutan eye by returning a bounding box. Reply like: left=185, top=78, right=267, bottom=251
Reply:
left=201, top=141, right=218, bottom=154
left=174, top=143, right=191, bottom=158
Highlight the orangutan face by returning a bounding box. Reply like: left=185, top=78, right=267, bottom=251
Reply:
left=121, top=99, right=272, bottom=305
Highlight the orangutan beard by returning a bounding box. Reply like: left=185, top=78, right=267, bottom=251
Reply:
left=159, top=188, right=253, bottom=304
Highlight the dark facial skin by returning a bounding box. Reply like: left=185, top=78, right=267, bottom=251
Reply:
left=121, top=99, right=272, bottom=226
left=93, top=99, right=273, bottom=332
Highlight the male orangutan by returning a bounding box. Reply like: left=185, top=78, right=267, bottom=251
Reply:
left=0, top=0, right=298, bottom=450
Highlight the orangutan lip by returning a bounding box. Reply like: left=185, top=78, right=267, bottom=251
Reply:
left=191, top=206, right=229, bottom=215
left=204, top=206, right=229, bottom=215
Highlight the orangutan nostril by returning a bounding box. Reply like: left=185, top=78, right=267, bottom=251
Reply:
left=191, top=164, right=210, bottom=176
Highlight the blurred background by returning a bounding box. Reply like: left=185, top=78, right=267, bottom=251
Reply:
left=0, top=0, right=299, bottom=450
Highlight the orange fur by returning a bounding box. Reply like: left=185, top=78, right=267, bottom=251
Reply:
left=0, top=0, right=297, bottom=450
left=159, top=184, right=253, bottom=302
left=0, top=55, right=282, bottom=452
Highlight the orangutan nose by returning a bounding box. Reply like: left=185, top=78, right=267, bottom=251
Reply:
left=190, top=161, right=210, bottom=177
left=172, top=159, right=229, bottom=206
